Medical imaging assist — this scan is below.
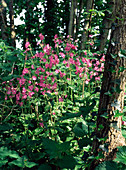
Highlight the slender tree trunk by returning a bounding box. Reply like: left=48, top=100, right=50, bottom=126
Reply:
left=0, top=0, right=8, bottom=41
left=90, top=0, right=126, bottom=169
left=80, top=0, right=94, bottom=50
left=68, top=0, right=74, bottom=37
left=63, top=0, right=69, bottom=38
left=9, top=0, right=16, bottom=48
left=75, top=0, right=84, bottom=40
left=73, top=0, right=77, bottom=39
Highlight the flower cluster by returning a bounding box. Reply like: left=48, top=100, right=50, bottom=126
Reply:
left=2, top=34, right=105, bottom=106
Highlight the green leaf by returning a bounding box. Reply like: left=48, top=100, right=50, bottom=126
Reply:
left=57, top=155, right=77, bottom=169
left=60, top=112, right=81, bottom=120
left=9, top=156, right=38, bottom=168
left=114, top=110, right=124, bottom=117
left=114, top=146, right=126, bottom=164
left=78, top=138, right=92, bottom=149
left=0, top=159, right=8, bottom=167
left=80, top=100, right=96, bottom=118
left=118, top=53, right=126, bottom=58
left=95, top=161, right=118, bottom=170
left=73, top=121, right=88, bottom=137
left=104, top=91, right=112, bottom=96
left=0, top=147, right=20, bottom=159
left=38, top=164, right=52, bottom=170
left=42, top=138, right=71, bottom=159
left=100, top=112, right=109, bottom=119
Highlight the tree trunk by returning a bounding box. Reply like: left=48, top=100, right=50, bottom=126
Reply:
left=9, top=0, right=16, bottom=48
left=75, top=0, right=84, bottom=40
left=98, top=0, right=120, bottom=52
left=80, top=0, right=94, bottom=50
left=0, top=0, right=8, bottom=41
left=90, top=0, right=126, bottom=169
left=68, top=0, right=75, bottom=37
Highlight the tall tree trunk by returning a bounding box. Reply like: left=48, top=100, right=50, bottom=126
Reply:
left=75, top=0, right=84, bottom=40
left=68, top=0, right=75, bottom=37
left=9, top=0, right=16, bottom=48
left=73, top=0, right=77, bottom=39
left=63, top=0, right=69, bottom=38
left=0, top=0, right=8, bottom=41
left=80, top=0, right=94, bottom=50
left=90, top=0, right=126, bottom=169
left=98, top=0, right=120, bottom=52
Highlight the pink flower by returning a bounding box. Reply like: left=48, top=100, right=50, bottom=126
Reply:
left=32, top=76, right=37, bottom=80
left=84, top=51, right=87, bottom=55
left=22, top=87, right=27, bottom=93
left=11, top=88, right=17, bottom=95
left=122, top=121, right=126, bottom=126
left=25, top=42, right=30, bottom=49
left=60, top=72, right=66, bottom=78
left=35, top=70, right=40, bottom=74
left=28, top=85, right=33, bottom=91
left=22, top=68, right=29, bottom=75
left=55, top=69, right=60, bottom=74
left=65, top=46, right=70, bottom=51
left=101, top=55, right=105, bottom=61
left=31, top=65, right=34, bottom=69
left=63, top=60, right=66, bottom=64
left=39, top=122, right=44, bottom=128
left=52, top=112, right=55, bottom=115
left=5, top=96, right=7, bottom=100
left=28, top=80, right=32, bottom=84
left=89, top=34, right=93, bottom=38
left=65, top=95, right=67, bottom=98
left=66, top=63, right=70, bottom=68
left=39, top=33, right=44, bottom=41
left=59, top=97, right=64, bottom=102
left=45, top=63, right=49, bottom=69
left=95, top=77, right=100, bottom=81
left=59, top=52, right=65, bottom=58
left=34, top=87, right=39, bottom=92
left=19, top=102, right=23, bottom=106
left=22, top=94, right=27, bottom=99
left=16, top=92, right=20, bottom=100
left=85, top=80, right=89, bottom=84
left=28, top=91, right=34, bottom=97
left=7, top=90, right=11, bottom=95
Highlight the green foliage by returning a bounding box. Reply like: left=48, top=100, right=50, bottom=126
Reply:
left=114, top=146, right=126, bottom=165
left=95, top=161, right=118, bottom=170
left=0, top=147, right=37, bottom=168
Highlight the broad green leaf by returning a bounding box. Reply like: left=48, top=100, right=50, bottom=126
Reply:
left=114, top=146, right=126, bottom=164
left=95, top=161, right=118, bottom=170
left=57, top=155, right=77, bottom=169
left=38, top=164, right=52, bottom=170
left=73, top=121, right=88, bottom=137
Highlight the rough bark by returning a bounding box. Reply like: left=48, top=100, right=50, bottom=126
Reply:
left=90, top=0, right=126, bottom=169
left=9, top=0, right=16, bottom=48
left=98, top=0, right=120, bottom=51
left=80, top=0, right=94, bottom=50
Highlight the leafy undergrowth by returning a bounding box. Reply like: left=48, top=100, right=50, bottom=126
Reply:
left=0, top=35, right=126, bottom=169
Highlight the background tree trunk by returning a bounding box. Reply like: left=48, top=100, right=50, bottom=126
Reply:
left=90, top=0, right=126, bottom=169
left=9, top=0, right=16, bottom=48
left=0, top=0, right=8, bottom=41
left=80, top=0, right=94, bottom=50
left=68, top=0, right=75, bottom=37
